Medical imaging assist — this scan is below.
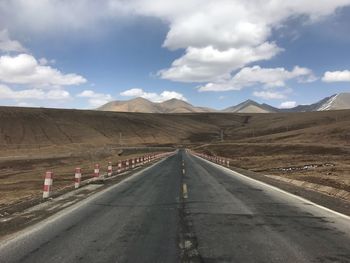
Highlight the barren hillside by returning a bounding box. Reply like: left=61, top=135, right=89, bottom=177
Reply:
left=1, top=107, right=350, bottom=153
left=1, top=106, right=350, bottom=206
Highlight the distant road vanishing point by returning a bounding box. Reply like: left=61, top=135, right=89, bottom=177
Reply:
left=0, top=150, right=350, bottom=262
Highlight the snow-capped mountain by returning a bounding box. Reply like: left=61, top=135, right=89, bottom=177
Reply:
left=316, top=93, right=350, bottom=111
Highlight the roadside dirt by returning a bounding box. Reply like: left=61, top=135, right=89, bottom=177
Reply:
left=0, top=146, right=172, bottom=208
left=195, top=143, right=350, bottom=193
left=0, top=161, right=159, bottom=240
left=1, top=107, right=350, bottom=209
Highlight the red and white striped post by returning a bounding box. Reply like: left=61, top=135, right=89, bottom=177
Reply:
left=226, top=160, right=230, bottom=167
left=122, top=160, right=126, bottom=172
left=126, top=160, right=130, bottom=170
left=75, top=168, right=82, bottom=189
left=94, top=164, right=100, bottom=178
left=132, top=159, right=135, bottom=168
left=43, top=171, right=53, bottom=198
left=107, top=162, right=113, bottom=177
left=117, top=161, right=122, bottom=174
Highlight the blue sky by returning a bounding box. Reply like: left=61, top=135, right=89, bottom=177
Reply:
left=0, top=1, right=350, bottom=110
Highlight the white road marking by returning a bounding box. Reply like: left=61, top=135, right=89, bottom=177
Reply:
left=183, top=184, right=188, bottom=199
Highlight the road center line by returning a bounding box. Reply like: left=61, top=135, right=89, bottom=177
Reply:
left=183, top=183, right=188, bottom=199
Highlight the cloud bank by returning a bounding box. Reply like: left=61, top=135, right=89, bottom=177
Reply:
left=1, top=0, right=350, bottom=107
left=199, top=66, right=315, bottom=92
left=1, top=0, right=349, bottom=87
left=77, top=90, right=113, bottom=107
left=0, top=29, right=26, bottom=52
left=120, top=88, right=187, bottom=102
left=322, top=70, right=350, bottom=82
left=0, top=53, right=86, bottom=87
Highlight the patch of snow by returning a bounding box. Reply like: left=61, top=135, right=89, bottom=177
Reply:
left=317, top=94, right=338, bottom=111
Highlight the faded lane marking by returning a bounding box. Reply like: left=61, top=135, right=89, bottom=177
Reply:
left=183, top=183, right=188, bottom=199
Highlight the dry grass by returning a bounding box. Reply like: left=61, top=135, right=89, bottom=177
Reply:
left=1, top=106, right=350, bottom=205
left=194, top=143, right=350, bottom=192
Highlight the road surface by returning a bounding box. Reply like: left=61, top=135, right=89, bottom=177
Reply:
left=0, top=150, right=350, bottom=262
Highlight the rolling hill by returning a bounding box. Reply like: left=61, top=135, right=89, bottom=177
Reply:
left=98, top=98, right=213, bottom=113
left=1, top=106, right=350, bottom=153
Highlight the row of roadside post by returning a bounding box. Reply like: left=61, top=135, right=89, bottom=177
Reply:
left=43, top=152, right=174, bottom=199
left=190, top=150, right=230, bottom=168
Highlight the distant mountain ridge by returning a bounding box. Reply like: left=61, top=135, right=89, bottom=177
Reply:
left=223, top=99, right=278, bottom=113
left=98, top=93, right=350, bottom=113
left=98, top=97, right=214, bottom=113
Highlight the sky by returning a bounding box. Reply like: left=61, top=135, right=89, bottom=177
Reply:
left=0, top=0, right=350, bottom=110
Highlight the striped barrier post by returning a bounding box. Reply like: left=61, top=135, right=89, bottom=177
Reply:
left=75, top=168, right=82, bottom=189
left=43, top=171, right=53, bottom=198
left=107, top=162, right=113, bottom=177
left=122, top=160, right=126, bottom=171
left=126, top=160, right=130, bottom=170
left=94, top=164, right=100, bottom=178
left=132, top=159, right=135, bottom=168
left=117, top=161, right=122, bottom=173
left=226, top=160, right=230, bottom=167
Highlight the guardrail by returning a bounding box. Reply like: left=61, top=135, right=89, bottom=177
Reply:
left=189, top=150, right=230, bottom=168
left=42, top=151, right=174, bottom=198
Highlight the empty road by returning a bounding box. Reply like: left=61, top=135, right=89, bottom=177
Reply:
left=1, top=150, right=350, bottom=262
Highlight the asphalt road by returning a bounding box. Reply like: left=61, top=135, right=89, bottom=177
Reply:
left=0, top=150, right=350, bottom=262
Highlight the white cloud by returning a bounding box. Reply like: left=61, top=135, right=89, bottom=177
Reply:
left=280, top=101, right=297, bottom=108
left=158, top=42, right=282, bottom=82
left=77, top=90, right=113, bottom=107
left=0, top=84, right=71, bottom=100
left=144, top=0, right=348, bottom=83
left=1, top=0, right=349, bottom=85
left=16, top=102, right=37, bottom=107
left=120, top=88, right=187, bottom=102
left=38, top=58, right=55, bottom=66
left=0, top=29, right=26, bottom=52
left=46, top=89, right=71, bottom=100
left=0, top=53, right=86, bottom=87
left=199, top=65, right=315, bottom=92
left=253, top=91, right=286, bottom=100
left=322, top=70, right=350, bottom=82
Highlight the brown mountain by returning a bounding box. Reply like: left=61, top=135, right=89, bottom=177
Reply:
left=223, top=99, right=278, bottom=113
left=98, top=93, right=350, bottom=114
left=98, top=97, right=214, bottom=113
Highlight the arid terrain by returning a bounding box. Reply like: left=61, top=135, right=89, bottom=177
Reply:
left=0, top=106, right=350, bottom=207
